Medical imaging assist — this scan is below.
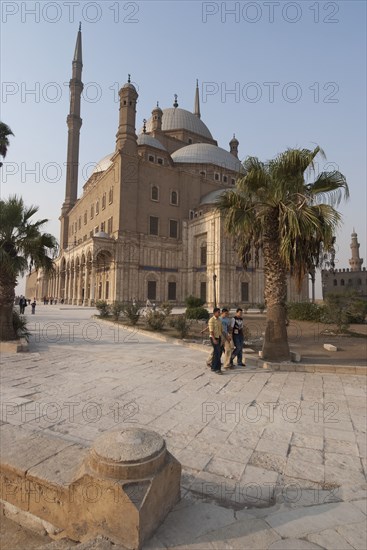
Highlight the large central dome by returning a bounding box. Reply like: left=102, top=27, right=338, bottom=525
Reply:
left=145, top=107, right=213, bottom=139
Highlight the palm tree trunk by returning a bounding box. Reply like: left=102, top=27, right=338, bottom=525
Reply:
left=262, top=211, right=290, bottom=361
left=0, top=275, right=17, bottom=341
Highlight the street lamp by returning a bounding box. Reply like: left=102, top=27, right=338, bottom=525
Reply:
left=213, top=273, right=217, bottom=308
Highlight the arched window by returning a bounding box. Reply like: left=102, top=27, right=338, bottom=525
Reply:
left=170, top=190, right=178, bottom=205
left=357, top=278, right=362, bottom=285
left=333, top=279, right=338, bottom=286
left=151, top=186, right=159, bottom=201
left=340, top=279, right=345, bottom=286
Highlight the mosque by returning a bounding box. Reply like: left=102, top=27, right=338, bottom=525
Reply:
left=26, top=27, right=308, bottom=306
left=322, top=230, right=366, bottom=300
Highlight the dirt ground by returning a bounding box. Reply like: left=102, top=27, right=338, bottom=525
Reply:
left=130, top=313, right=367, bottom=368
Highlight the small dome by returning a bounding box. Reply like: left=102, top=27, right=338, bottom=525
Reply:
left=122, top=81, right=137, bottom=92
left=137, top=134, right=167, bottom=151
left=171, top=143, right=243, bottom=172
left=94, top=231, right=110, bottom=239
left=91, top=153, right=114, bottom=175
left=230, top=134, right=239, bottom=145
left=145, top=107, right=213, bottom=139
left=152, top=102, right=163, bottom=114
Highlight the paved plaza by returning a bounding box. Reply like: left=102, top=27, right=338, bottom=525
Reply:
left=1, top=306, right=366, bottom=549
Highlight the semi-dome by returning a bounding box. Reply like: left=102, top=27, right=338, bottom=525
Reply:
left=91, top=153, right=114, bottom=175
left=137, top=134, right=167, bottom=151
left=171, top=143, right=243, bottom=172
left=145, top=107, right=213, bottom=139
left=94, top=231, right=110, bottom=239
left=199, top=188, right=231, bottom=206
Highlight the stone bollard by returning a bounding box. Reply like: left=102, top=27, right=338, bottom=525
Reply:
left=70, top=427, right=181, bottom=549
left=0, top=426, right=181, bottom=550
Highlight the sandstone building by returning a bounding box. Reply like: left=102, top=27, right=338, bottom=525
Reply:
left=26, top=28, right=308, bottom=306
left=322, top=231, right=366, bottom=299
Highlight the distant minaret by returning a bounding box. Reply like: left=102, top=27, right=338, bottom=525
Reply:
left=194, top=80, right=201, bottom=119
left=229, top=134, right=239, bottom=158
left=151, top=101, right=163, bottom=132
left=115, top=74, right=138, bottom=155
left=349, top=229, right=363, bottom=271
left=60, top=24, right=83, bottom=250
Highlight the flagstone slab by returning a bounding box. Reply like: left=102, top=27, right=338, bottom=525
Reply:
left=307, top=528, right=355, bottom=550
left=265, top=501, right=366, bottom=538
left=336, top=521, right=367, bottom=550
left=269, top=539, right=324, bottom=549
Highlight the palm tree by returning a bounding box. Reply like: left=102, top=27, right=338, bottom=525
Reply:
left=217, top=147, right=349, bottom=362
left=0, top=122, right=14, bottom=167
left=0, top=196, right=58, bottom=341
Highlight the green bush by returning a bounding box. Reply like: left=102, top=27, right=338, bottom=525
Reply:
left=323, top=291, right=367, bottom=331
left=171, top=314, right=191, bottom=339
left=96, top=300, right=110, bottom=318
left=186, top=306, right=210, bottom=320
left=257, top=302, right=266, bottom=313
left=12, top=310, right=31, bottom=341
left=111, top=301, right=124, bottom=321
left=145, top=310, right=166, bottom=331
left=122, top=302, right=141, bottom=326
left=185, top=295, right=205, bottom=308
left=287, top=302, right=324, bottom=322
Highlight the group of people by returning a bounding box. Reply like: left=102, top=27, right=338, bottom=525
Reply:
left=18, top=296, right=37, bottom=314
left=207, top=307, right=245, bottom=375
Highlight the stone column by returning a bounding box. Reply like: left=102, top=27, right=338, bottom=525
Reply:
left=90, top=264, right=96, bottom=305
left=64, top=269, right=69, bottom=303
left=84, top=262, right=90, bottom=305
left=73, top=267, right=79, bottom=305
left=77, top=266, right=83, bottom=305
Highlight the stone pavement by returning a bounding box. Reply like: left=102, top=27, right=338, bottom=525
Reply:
left=0, top=306, right=366, bottom=549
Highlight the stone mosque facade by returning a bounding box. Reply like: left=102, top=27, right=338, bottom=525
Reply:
left=322, top=231, right=367, bottom=300
left=26, top=28, right=308, bottom=306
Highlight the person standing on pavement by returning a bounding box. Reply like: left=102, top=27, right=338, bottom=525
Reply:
left=221, top=308, right=235, bottom=370
left=231, top=307, right=245, bottom=367
left=208, top=307, right=223, bottom=374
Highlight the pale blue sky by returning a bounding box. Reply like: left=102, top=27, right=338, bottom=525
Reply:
left=1, top=1, right=366, bottom=296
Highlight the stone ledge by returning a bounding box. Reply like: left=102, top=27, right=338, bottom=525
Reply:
left=0, top=338, right=29, bottom=353
left=259, top=361, right=366, bottom=375
left=0, top=424, right=181, bottom=550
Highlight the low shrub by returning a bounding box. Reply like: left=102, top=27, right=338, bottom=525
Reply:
left=287, top=302, right=324, bottom=322
left=160, top=301, right=173, bottom=318
left=322, top=291, right=367, bottom=331
left=186, top=306, right=210, bottom=320
left=111, top=301, right=124, bottom=321
left=96, top=300, right=110, bottom=318
left=185, top=295, right=205, bottom=308
left=171, top=314, right=191, bottom=339
left=145, top=310, right=166, bottom=331
left=12, top=310, right=31, bottom=341
left=122, top=302, right=141, bottom=326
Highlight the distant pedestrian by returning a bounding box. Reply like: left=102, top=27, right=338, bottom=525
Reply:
left=231, top=307, right=245, bottom=367
left=31, top=300, right=36, bottom=314
left=19, top=295, right=26, bottom=314
left=208, top=307, right=222, bottom=374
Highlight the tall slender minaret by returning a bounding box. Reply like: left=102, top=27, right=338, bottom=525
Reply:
left=194, top=79, right=201, bottom=119
left=349, top=229, right=363, bottom=271
left=115, top=75, right=138, bottom=155
left=60, top=24, right=83, bottom=250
